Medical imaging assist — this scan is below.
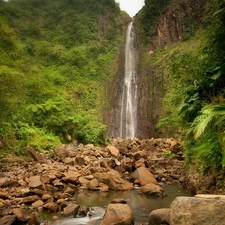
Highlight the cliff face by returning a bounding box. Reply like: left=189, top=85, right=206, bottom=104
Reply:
left=148, top=0, right=205, bottom=52
left=105, top=0, right=205, bottom=139
left=134, top=0, right=205, bottom=139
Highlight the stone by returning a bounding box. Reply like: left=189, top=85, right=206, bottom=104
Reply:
left=0, top=215, right=16, bottom=225
left=75, top=156, right=85, bottom=166
left=19, top=195, right=40, bottom=204
left=28, top=212, right=43, bottom=225
left=29, top=176, right=42, bottom=188
left=42, top=194, right=54, bottom=201
left=94, top=169, right=133, bottom=191
left=43, top=201, right=59, bottom=212
left=63, top=171, right=81, bottom=184
left=86, top=178, right=99, bottom=189
left=106, top=145, right=119, bottom=157
left=132, top=167, right=158, bottom=185
left=149, top=208, right=170, bottom=225
left=0, top=177, right=8, bottom=187
left=32, top=200, right=44, bottom=208
left=12, top=208, right=29, bottom=222
left=26, top=146, right=47, bottom=163
left=140, top=183, right=165, bottom=197
left=170, top=196, right=225, bottom=225
left=101, top=204, right=134, bottom=225
left=63, top=203, right=80, bottom=216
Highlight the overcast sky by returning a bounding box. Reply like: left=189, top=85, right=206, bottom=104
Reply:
left=115, top=0, right=145, bottom=17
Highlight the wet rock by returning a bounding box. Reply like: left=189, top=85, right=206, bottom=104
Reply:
left=132, top=167, right=158, bottom=186
left=149, top=208, right=170, bottom=225
left=0, top=215, right=16, bottom=225
left=63, top=203, right=80, bottom=216
left=170, top=196, right=225, bottom=225
left=101, top=203, right=134, bottom=225
left=140, top=183, right=165, bottom=197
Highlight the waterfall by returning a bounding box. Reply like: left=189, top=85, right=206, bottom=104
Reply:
left=119, top=22, right=137, bottom=139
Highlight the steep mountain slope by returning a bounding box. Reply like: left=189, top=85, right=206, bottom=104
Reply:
left=0, top=0, right=130, bottom=152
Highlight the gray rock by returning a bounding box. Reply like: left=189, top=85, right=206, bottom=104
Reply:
left=170, top=196, right=225, bottom=225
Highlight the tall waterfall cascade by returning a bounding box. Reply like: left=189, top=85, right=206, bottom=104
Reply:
left=119, top=22, right=138, bottom=139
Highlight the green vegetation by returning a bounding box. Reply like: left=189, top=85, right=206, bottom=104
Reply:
left=137, top=0, right=225, bottom=171
left=0, top=0, right=129, bottom=154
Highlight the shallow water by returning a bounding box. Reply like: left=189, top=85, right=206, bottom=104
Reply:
left=18, top=184, right=191, bottom=225
left=63, top=184, right=192, bottom=225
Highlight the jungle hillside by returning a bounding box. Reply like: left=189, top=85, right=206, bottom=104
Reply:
left=0, top=0, right=129, bottom=155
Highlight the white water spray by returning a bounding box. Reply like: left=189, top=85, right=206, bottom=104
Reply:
left=120, top=22, right=137, bottom=139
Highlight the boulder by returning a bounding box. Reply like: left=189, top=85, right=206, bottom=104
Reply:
left=29, top=176, right=42, bottom=188
left=26, top=146, right=47, bottom=163
left=149, top=208, right=170, bottom=225
left=12, top=208, right=29, bottom=222
left=28, top=212, right=43, bottom=225
left=170, top=196, right=225, bottom=225
left=140, top=183, right=165, bottom=197
left=132, top=167, right=158, bottom=185
left=0, top=215, right=16, bottom=225
left=101, top=204, right=134, bottom=225
left=43, top=202, right=59, bottom=212
left=106, top=145, right=119, bottom=157
left=63, top=203, right=80, bottom=216
left=94, top=169, right=133, bottom=191
left=0, top=178, right=8, bottom=187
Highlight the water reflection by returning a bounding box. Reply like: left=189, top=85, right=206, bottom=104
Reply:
left=74, top=184, right=192, bottom=225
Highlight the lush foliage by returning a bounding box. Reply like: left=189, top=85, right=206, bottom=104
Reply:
left=0, top=0, right=128, bottom=153
left=138, top=0, right=225, bottom=170
left=136, top=0, right=169, bottom=44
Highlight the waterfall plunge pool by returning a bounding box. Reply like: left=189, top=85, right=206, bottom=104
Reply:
left=49, top=184, right=192, bottom=225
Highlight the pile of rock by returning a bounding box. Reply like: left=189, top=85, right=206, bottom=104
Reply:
left=0, top=137, right=184, bottom=224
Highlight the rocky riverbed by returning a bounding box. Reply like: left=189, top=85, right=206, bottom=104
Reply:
left=0, top=138, right=185, bottom=225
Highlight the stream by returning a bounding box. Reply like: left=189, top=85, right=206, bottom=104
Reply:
left=49, top=184, right=192, bottom=225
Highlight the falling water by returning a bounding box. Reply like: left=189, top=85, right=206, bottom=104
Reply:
left=120, top=22, right=137, bottom=139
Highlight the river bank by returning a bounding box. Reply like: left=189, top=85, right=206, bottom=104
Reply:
left=0, top=138, right=202, bottom=224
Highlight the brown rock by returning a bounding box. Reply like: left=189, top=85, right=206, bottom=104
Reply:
left=43, top=201, right=59, bottom=212
left=101, top=204, right=134, bottom=225
left=140, top=183, right=165, bottom=197
left=94, top=169, right=133, bottom=191
left=149, top=208, right=170, bottom=225
left=75, top=156, right=85, bottom=166
left=132, top=167, right=158, bottom=185
left=32, top=200, right=44, bottom=208
left=0, top=178, right=8, bottom=187
left=86, top=178, right=99, bottom=189
left=42, top=194, right=54, bottom=201
left=12, top=208, right=29, bottom=222
left=0, top=215, right=16, bottom=225
left=26, top=146, right=47, bottom=163
left=19, top=195, right=40, bottom=204
left=29, top=176, right=42, bottom=188
left=28, top=212, right=43, bottom=225
left=63, top=203, right=80, bottom=216
left=106, top=145, right=119, bottom=157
